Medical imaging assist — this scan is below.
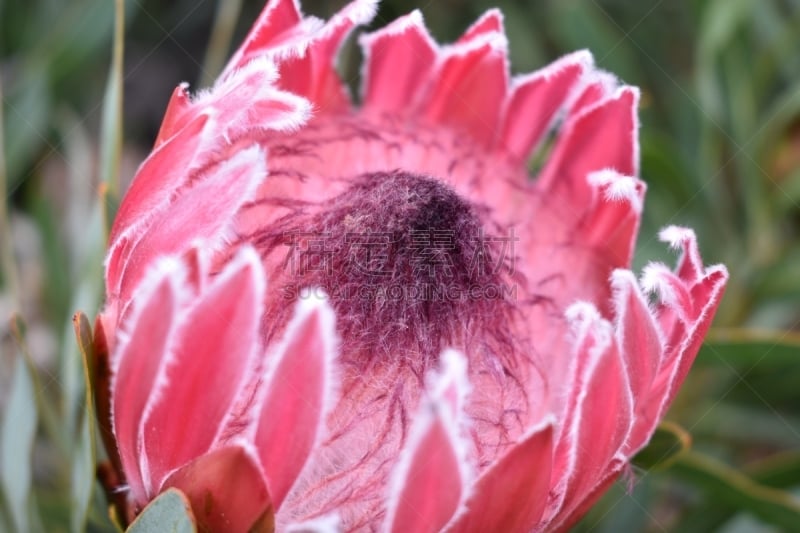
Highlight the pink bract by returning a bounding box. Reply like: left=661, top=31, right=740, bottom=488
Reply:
left=99, top=1, right=728, bottom=531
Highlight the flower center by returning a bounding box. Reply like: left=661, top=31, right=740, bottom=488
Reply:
left=264, top=170, right=519, bottom=371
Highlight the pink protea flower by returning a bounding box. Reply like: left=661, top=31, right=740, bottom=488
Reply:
left=97, top=0, right=729, bottom=531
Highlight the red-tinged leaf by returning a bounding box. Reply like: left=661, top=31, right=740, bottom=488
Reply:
left=143, top=248, right=264, bottom=493
left=255, top=296, right=337, bottom=510
left=72, top=312, right=99, bottom=532
left=163, top=445, right=273, bottom=533
left=448, top=420, right=554, bottom=532
left=360, top=10, right=437, bottom=114
left=73, top=312, right=95, bottom=392
left=497, top=51, right=588, bottom=162
left=92, top=315, right=123, bottom=479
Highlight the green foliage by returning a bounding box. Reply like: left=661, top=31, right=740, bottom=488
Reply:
left=1, top=346, right=37, bottom=533
left=1, top=0, right=799, bottom=531
left=127, top=489, right=196, bottom=533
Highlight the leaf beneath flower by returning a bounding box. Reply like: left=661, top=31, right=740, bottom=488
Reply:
left=126, top=488, right=196, bottom=533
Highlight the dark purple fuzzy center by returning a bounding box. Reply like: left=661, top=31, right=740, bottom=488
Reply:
left=266, top=170, right=518, bottom=371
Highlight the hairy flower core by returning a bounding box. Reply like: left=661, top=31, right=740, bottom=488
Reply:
left=261, top=170, right=519, bottom=373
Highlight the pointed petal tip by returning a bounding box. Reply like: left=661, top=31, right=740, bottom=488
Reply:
left=358, top=8, right=437, bottom=113
left=588, top=169, right=646, bottom=211
left=111, top=254, right=187, bottom=346
left=658, top=225, right=707, bottom=281
left=565, top=301, right=614, bottom=352
left=446, top=28, right=508, bottom=56
left=564, top=301, right=602, bottom=328
left=570, top=48, right=595, bottom=68
left=428, top=349, right=471, bottom=417
left=638, top=262, right=695, bottom=327
left=295, top=287, right=337, bottom=335
left=309, top=0, right=379, bottom=49
left=450, top=415, right=556, bottom=532
left=610, top=268, right=639, bottom=294
left=612, top=267, right=661, bottom=313
left=220, top=243, right=268, bottom=297
left=202, top=58, right=313, bottom=134
left=530, top=411, right=557, bottom=434
left=499, top=51, right=591, bottom=161
left=459, top=8, right=505, bottom=44
left=438, top=348, right=469, bottom=377
left=588, top=69, right=620, bottom=88
left=344, top=0, right=380, bottom=23
left=578, top=83, right=639, bottom=118
left=518, top=49, right=594, bottom=86
left=385, top=403, right=471, bottom=533
left=358, top=9, right=428, bottom=44
left=385, top=349, right=476, bottom=533
left=659, top=225, right=694, bottom=247
left=640, top=262, right=678, bottom=297
left=706, top=263, right=730, bottom=282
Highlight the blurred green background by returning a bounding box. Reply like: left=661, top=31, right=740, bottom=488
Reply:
left=1, top=0, right=800, bottom=531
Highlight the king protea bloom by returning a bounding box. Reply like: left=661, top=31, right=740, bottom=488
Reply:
left=95, top=0, right=728, bottom=531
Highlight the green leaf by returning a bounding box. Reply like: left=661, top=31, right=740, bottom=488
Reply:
left=697, top=329, right=800, bottom=367
left=699, top=0, right=754, bottom=58
left=201, top=0, right=245, bottom=87
left=2, top=70, right=51, bottom=187
left=693, top=329, right=800, bottom=409
left=7, top=315, right=69, bottom=473
left=99, top=0, right=125, bottom=198
left=548, top=1, right=639, bottom=84
left=687, top=402, right=800, bottom=449
left=632, top=421, right=692, bottom=472
left=745, top=450, right=800, bottom=489
left=0, top=76, right=19, bottom=304
left=671, top=452, right=800, bottom=530
left=127, top=489, right=197, bottom=533
left=70, top=416, right=94, bottom=533
left=0, top=345, right=38, bottom=532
